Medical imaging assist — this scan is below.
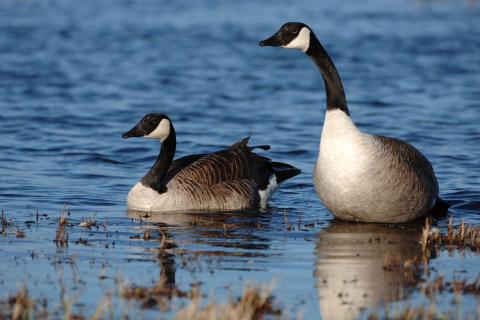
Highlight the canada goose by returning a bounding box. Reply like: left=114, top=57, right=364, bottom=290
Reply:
left=122, top=113, right=300, bottom=212
left=260, top=22, right=449, bottom=223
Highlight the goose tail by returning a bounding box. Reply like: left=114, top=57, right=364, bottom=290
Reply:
left=250, top=144, right=271, bottom=151
left=270, top=162, right=301, bottom=184
left=430, top=197, right=451, bottom=218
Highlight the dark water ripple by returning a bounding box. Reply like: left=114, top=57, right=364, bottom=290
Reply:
left=0, top=0, right=479, bottom=318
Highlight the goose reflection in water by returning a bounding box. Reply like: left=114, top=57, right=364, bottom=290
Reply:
left=126, top=209, right=274, bottom=286
left=315, top=222, right=427, bottom=320
left=127, top=210, right=179, bottom=287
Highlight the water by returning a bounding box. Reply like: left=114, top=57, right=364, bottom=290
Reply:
left=0, top=0, right=479, bottom=318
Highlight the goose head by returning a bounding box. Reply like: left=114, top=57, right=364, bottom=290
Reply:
left=259, top=22, right=311, bottom=52
left=122, top=113, right=172, bottom=142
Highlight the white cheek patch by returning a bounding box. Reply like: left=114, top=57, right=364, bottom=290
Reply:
left=145, top=118, right=171, bottom=142
left=283, top=27, right=311, bottom=52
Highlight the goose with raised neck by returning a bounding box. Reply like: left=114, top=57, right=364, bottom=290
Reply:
left=260, top=22, right=449, bottom=223
left=122, top=113, right=301, bottom=212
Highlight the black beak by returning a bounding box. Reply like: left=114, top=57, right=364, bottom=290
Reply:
left=122, top=125, right=143, bottom=139
left=259, top=33, right=282, bottom=47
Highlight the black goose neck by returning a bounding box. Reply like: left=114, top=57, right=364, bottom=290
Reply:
left=141, top=125, right=176, bottom=193
left=306, top=33, right=349, bottom=115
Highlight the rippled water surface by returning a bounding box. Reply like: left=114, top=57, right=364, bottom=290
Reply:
left=1, top=0, right=479, bottom=318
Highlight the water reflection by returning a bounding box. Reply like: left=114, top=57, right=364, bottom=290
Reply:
left=315, top=222, right=425, bottom=320
left=126, top=210, right=274, bottom=283
left=127, top=209, right=272, bottom=250
left=126, top=210, right=178, bottom=286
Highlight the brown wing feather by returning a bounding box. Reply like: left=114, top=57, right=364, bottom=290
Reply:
left=159, top=137, right=300, bottom=209
left=163, top=154, right=206, bottom=184
left=169, top=137, right=271, bottom=188
left=374, top=135, right=438, bottom=196
left=167, top=176, right=260, bottom=209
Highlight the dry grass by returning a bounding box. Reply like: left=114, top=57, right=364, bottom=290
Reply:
left=368, top=273, right=480, bottom=320
left=78, top=215, right=98, bottom=229
left=0, top=286, right=36, bottom=320
left=119, top=276, right=191, bottom=310
left=0, top=281, right=284, bottom=320
left=382, top=255, right=424, bottom=274
left=174, top=283, right=282, bottom=320
left=1, top=209, right=12, bottom=236
left=10, top=286, right=34, bottom=320
left=1, top=209, right=26, bottom=239
left=0, top=285, right=86, bottom=320
left=370, top=217, right=480, bottom=320
left=15, top=230, right=25, bottom=238
left=419, top=275, right=480, bottom=297
left=54, top=211, right=69, bottom=247
left=421, top=217, right=480, bottom=253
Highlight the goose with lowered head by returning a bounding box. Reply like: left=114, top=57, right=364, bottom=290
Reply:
left=259, top=22, right=448, bottom=223
left=122, top=113, right=301, bottom=212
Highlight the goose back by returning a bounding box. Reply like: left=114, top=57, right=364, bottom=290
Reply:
left=166, top=137, right=271, bottom=187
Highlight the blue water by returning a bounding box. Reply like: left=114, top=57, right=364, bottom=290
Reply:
left=0, top=0, right=479, bottom=318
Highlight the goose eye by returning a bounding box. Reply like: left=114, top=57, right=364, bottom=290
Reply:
left=289, top=27, right=297, bottom=34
